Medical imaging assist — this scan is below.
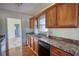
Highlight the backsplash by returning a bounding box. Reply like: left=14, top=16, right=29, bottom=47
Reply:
left=48, top=28, right=79, bottom=40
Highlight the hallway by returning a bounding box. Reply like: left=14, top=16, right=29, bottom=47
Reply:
left=6, top=45, right=36, bottom=56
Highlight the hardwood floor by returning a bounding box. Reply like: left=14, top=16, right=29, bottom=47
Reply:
left=6, top=45, right=36, bottom=56
left=22, top=45, right=36, bottom=56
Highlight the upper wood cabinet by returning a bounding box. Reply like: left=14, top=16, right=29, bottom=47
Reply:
left=57, top=4, right=78, bottom=27
left=29, top=16, right=38, bottom=29
left=29, top=17, right=35, bottom=29
left=30, top=3, right=79, bottom=28
left=45, top=3, right=79, bottom=28
left=45, top=6, right=57, bottom=28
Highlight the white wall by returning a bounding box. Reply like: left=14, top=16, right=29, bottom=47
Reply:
left=0, top=9, right=30, bottom=55
left=7, top=18, right=22, bottom=39
left=21, top=15, right=34, bottom=45
left=48, top=28, right=79, bottom=40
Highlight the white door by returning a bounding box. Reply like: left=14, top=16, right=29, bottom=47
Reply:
left=7, top=18, right=22, bottom=56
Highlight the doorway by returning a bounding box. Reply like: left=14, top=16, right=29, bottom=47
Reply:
left=6, top=18, right=22, bottom=56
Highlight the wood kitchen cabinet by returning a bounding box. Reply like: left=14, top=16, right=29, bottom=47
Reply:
left=28, top=35, right=31, bottom=47
left=29, top=17, right=35, bottom=29
left=27, top=35, right=33, bottom=49
left=57, top=3, right=78, bottom=27
left=51, top=46, right=73, bottom=56
left=27, top=35, right=38, bottom=55
left=27, top=35, right=29, bottom=47
left=33, top=37, right=38, bottom=55
left=45, top=3, right=79, bottom=28
left=30, top=36, right=34, bottom=49
left=29, top=3, right=79, bottom=28
left=45, top=6, right=57, bottom=28
left=29, top=16, right=38, bottom=29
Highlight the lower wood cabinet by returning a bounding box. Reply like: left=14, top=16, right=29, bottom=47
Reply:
left=27, top=35, right=31, bottom=47
left=27, top=35, right=38, bottom=55
left=29, top=17, right=35, bottom=29
left=33, top=37, right=38, bottom=55
left=51, top=46, right=73, bottom=56
left=26, top=35, right=73, bottom=56
left=30, top=36, right=34, bottom=49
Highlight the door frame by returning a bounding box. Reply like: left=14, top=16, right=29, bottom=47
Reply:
left=6, top=17, right=22, bottom=56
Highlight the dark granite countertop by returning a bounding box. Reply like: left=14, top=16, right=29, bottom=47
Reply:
left=49, top=36, right=79, bottom=55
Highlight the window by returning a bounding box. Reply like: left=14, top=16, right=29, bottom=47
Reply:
left=38, top=15, right=48, bottom=32
left=15, top=24, right=20, bottom=37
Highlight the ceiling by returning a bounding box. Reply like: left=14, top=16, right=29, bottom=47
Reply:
left=0, top=3, right=54, bottom=16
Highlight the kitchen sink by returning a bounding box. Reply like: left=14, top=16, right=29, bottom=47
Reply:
left=35, top=34, right=49, bottom=38
left=35, top=35, right=42, bottom=38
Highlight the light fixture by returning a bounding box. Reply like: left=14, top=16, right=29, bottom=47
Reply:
left=15, top=3, right=23, bottom=7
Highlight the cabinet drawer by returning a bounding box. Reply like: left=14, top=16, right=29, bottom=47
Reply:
left=51, top=46, right=72, bottom=56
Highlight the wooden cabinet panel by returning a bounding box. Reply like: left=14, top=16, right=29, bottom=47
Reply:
left=45, top=3, right=78, bottom=28
left=33, top=37, right=38, bottom=55
left=29, top=36, right=31, bottom=47
left=51, top=46, right=72, bottom=56
left=30, top=36, right=34, bottom=49
left=77, top=4, right=79, bottom=27
left=26, top=35, right=29, bottom=45
left=27, top=35, right=33, bottom=48
left=27, top=35, right=30, bottom=47
left=29, top=17, right=35, bottom=29
left=57, top=4, right=77, bottom=27
left=29, top=3, right=79, bottom=28
left=46, top=6, right=57, bottom=28
left=27, top=35, right=38, bottom=55
left=34, top=37, right=38, bottom=55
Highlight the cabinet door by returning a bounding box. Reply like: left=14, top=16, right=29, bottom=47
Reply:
left=45, top=7, right=57, bottom=28
left=33, top=37, right=38, bottom=55
left=30, top=36, right=34, bottom=49
left=28, top=35, right=30, bottom=47
left=51, top=46, right=72, bottom=56
left=29, top=18, right=35, bottom=29
left=26, top=35, right=29, bottom=45
left=28, top=35, right=31, bottom=47
left=57, top=4, right=77, bottom=27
